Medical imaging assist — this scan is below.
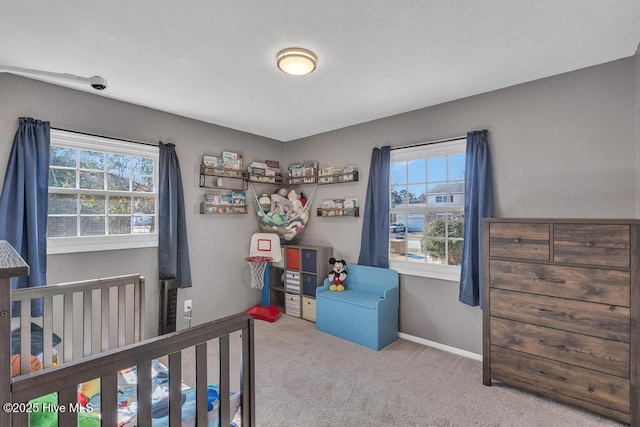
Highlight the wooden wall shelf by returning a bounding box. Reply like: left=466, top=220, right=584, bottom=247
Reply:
left=316, top=207, right=360, bottom=217
left=318, top=170, right=359, bottom=185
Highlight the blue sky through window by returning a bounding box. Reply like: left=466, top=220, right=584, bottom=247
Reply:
left=391, top=153, right=465, bottom=185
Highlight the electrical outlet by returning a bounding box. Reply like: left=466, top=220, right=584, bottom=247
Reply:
left=184, top=299, right=192, bottom=313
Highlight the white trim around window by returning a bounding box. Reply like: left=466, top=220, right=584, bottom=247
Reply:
left=47, top=233, right=158, bottom=254
left=390, top=260, right=462, bottom=282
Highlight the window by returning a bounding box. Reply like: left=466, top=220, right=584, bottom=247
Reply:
left=47, top=130, right=159, bottom=254
left=389, top=139, right=465, bottom=281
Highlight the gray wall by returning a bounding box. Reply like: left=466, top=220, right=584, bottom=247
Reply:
left=0, top=74, right=284, bottom=336
left=636, top=44, right=640, bottom=217
left=286, top=57, right=637, bottom=354
left=1, top=56, right=637, bottom=354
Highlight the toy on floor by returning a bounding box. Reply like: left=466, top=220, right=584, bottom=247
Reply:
left=30, top=393, right=101, bottom=427
left=328, top=257, right=348, bottom=291
left=77, top=377, right=100, bottom=407
left=11, top=354, right=41, bottom=377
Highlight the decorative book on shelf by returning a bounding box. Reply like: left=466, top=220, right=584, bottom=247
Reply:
left=317, top=198, right=359, bottom=217
left=287, top=161, right=318, bottom=185
left=200, top=191, right=247, bottom=214
left=318, top=165, right=358, bottom=184
left=317, top=207, right=359, bottom=217
left=199, top=165, right=248, bottom=191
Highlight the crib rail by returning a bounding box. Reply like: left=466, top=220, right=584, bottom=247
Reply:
left=11, top=274, right=145, bottom=371
left=10, top=312, right=255, bottom=426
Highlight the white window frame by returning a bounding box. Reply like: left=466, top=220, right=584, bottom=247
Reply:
left=389, top=139, right=466, bottom=282
left=47, top=130, right=159, bottom=254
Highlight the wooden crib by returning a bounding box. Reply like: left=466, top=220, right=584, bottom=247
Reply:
left=0, top=241, right=255, bottom=426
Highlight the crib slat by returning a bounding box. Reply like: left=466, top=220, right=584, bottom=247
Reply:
left=12, top=410, right=29, bottom=427
left=241, top=322, right=256, bottom=426
left=58, top=386, right=77, bottom=426
left=100, top=372, right=118, bottom=426
left=19, top=306, right=31, bottom=374
left=220, top=335, right=231, bottom=426
left=91, top=289, right=101, bottom=355
left=83, top=290, right=92, bottom=357
left=118, top=285, right=126, bottom=347
left=63, top=293, right=73, bottom=362
left=101, top=286, right=110, bottom=352
left=135, top=277, right=144, bottom=341
left=195, top=342, right=208, bottom=426
left=42, top=296, right=54, bottom=368
left=169, top=351, right=182, bottom=426
left=137, top=359, right=152, bottom=426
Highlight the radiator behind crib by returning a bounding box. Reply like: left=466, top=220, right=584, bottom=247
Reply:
left=159, top=278, right=178, bottom=335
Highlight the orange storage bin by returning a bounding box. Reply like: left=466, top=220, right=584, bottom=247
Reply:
left=286, top=247, right=300, bottom=270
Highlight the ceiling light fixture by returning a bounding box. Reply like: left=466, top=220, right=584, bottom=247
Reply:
left=276, top=48, right=317, bottom=76
left=0, top=65, right=108, bottom=90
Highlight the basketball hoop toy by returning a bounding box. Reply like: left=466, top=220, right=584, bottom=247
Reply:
left=246, top=233, right=282, bottom=322
left=245, top=256, right=272, bottom=291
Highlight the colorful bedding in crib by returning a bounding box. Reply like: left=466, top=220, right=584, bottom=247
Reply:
left=30, top=359, right=241, bottom=427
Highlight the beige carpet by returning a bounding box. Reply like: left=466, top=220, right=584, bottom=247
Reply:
left=182, top=314, right=624, bottom=427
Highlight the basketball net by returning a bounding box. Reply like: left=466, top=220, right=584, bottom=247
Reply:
left=246, top=256, right=272, bottom=289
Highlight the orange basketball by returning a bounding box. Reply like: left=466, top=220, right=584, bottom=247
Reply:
left=11, top=354, right=41, bottom=377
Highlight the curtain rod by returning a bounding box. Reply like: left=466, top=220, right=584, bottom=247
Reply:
left=390, top=134, right=466, bottom=151
left=50, top=126, right=159, bottom=147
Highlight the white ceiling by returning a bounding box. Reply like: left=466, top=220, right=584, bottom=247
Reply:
left=1, top=1, right=639, bottom=142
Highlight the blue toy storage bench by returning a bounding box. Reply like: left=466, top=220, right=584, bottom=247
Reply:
left=315, top=264, right=399, bottom=350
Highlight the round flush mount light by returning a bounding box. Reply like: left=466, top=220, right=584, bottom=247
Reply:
left=276, top=48, right=317, bottom=76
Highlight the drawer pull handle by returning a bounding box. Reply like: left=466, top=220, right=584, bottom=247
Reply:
left=538, top=339, right=566, bottom=350
left=514, top=238, right=521, bottom=243
left=585, top=242, right=593, bottom=247
left=537, top=371, right=564, bottom=382
left=536, top=277, right=566, bottom=284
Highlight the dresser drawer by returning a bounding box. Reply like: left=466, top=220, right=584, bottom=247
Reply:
left=553, top=224, right=630, bottom=268
left=490, top=288, right=630, bottom=342
left=490, top=317, right=629, bottom=378
left=491, top=347, right=630, bottom=416
left=489, top=222, right=549, bottom=261
left=489, top=260, right=630, bottom=306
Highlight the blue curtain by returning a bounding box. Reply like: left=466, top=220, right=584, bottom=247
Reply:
left=0, top=117, right=50, bottom=317
left=158, top=142, right=192, bottom=288
left=358, top=146, right=391, bottom=268
left=459, top=130, right=493, bottom=307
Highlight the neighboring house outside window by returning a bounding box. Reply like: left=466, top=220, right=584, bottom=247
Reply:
left=47, top=129, right=159, bottom=254
left=389, top=139, right=465, bottom=281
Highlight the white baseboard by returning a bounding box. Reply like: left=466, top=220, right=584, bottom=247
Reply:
left=398, top=332, right=483, bottom=361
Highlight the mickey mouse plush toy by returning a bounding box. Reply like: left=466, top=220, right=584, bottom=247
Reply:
left=328, top=257, right=348, bottom=292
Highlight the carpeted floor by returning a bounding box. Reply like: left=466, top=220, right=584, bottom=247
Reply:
left=182, top=314, right=625, bottom=427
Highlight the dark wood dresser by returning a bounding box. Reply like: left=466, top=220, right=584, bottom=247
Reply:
left=482, top=218, right=639, bottom=425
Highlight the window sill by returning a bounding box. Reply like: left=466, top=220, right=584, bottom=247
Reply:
left=390, top=260, right=461, bottom=282
left=47, top=234, right=158, bottom=254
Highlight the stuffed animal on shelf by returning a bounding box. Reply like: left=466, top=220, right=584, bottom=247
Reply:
left=328, top=257, right=348, bottom=292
